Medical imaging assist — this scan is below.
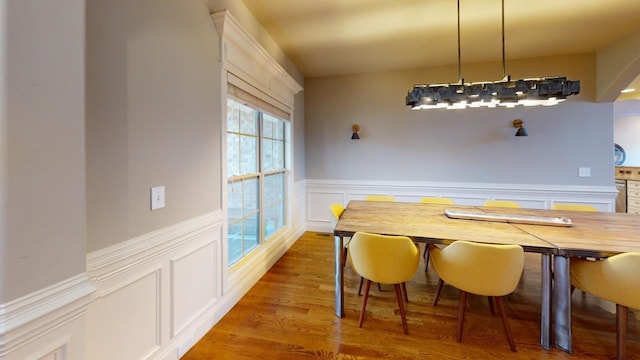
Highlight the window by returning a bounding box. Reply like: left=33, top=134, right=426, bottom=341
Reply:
left=227, top=98, right=288, bottom=265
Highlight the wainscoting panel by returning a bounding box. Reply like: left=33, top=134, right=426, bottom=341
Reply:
left=85, top=269, right=161, bottom=360
left=85, top=211, right=222, bottom=360
left=306, top=179, right=618, bottom=232
left=171, top=241, right=217, bottom=338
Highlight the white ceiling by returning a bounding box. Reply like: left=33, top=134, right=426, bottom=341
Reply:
left=241, top=0, right=640, bottom=97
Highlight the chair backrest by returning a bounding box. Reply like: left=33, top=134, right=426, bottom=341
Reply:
left=571, top=252, right=640, bottom=310
left=484, top=200, right=521, bottom=208
left=420, top=197, right=455, bottom=205
left=430, top=241, right=524, bottom=296
left=365, top=195, right=396, bottom=202
left=329, top=203, right=345, bottom=228
left=348, top=232, right=420, bottom=285
left=552, top=203, right=598, bottom=212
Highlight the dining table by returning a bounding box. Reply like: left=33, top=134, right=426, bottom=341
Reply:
left=332, top=200, right=640, bottom=353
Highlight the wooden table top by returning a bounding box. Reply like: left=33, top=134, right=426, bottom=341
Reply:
left=480, top=207, right=640, bottom=257
left=334, top=201, right=555, bottom=254
left=334, top=201, right=640, bottom=257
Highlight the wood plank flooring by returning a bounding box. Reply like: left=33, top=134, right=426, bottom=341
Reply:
left=183, top=232, right=639, bottom=359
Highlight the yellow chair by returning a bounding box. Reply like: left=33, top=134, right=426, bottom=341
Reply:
left=419, top=197, right=455, bottom=271
left=329, top=203, right=349, bottom=266
left=429, top=241, right=524, bottom=351
left=553, top=203, right=598, bottom=212
left=348, top=232, right=420, bottom=334
left=483, top=200, right=521, bottom=208
left=420, top=196, right=455, bottom=205
left=570, top=253, right=640, bottom=360
left=365, top=195, right=396, bottom=202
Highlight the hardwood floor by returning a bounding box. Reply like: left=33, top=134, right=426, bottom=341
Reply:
left=183, top=232, right=639, bottom=359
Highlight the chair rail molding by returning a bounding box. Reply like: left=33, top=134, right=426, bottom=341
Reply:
left=0, top=274, right=95, bottom=359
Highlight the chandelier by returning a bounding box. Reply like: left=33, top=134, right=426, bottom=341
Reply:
left=406, top=0, right=580, bottom=110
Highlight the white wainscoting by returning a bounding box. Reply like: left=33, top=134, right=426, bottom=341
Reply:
left=85, top=210, right=223, bottom=360
left=82, top=180, right=306, bottom=360
left=0, top=274, right=94, bottom=360
left=305, top=179, right=618, bottom=232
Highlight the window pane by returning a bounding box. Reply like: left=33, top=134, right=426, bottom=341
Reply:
left=273, top=139, right=284, bottom=170
left=240, top=105, right=257, bottom=135
left=227, top=134, right=240, bottom=176
left=228, top=181, right=242, bottom=222
left=227, top=99, right=240, bottom=133
left=243, top=214, right=259, bottom=252
left=264, top=201, right=284, bottom=239
left=240, top=135, right=257, bottom=174
left=264, top=174, right=275, bottom=205
left=244, top=177, right=259, bottom=213
left=228, top=220, right=243, bottom=265
left=262, top=138, right=273, bottom=171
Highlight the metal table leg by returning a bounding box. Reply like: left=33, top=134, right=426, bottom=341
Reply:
left=540, top=254, right=552, bottom=349
left=554, top=255, right=573, bottom=353
left=335, top=235, right=345, bottom=317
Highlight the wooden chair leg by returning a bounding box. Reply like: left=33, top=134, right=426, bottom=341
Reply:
left=394, top=284, right=409, bottom=334
left=433, top=278, right=444, bottom=306
left=495, top=296, right=517, bottom=352
left=456, top=290, right=467, bottom=342
left=488, top=296, right=495, bottom=315
left=359, top=279, right=372, bottom=328
left=377, top=283, right=382, bottom=292
left=401, top=282, right=409, bottom=303
left=616, top=304, right=628, bottom=360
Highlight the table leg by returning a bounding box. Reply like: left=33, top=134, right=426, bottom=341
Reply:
left=335, top=235, right=345, bottom=318
left=554, top=255, right=573, bottom=353
left=540, top=254, right=552, bottom=349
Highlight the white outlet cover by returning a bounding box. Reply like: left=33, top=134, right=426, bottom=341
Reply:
left=578, top=167, right=591, bottom=178
left=151, top=186, right=165, bottom=210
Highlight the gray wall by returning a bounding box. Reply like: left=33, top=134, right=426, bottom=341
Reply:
left=0, top=0, right=86, bottom=302
left=305, top=54, right=614, bottom=186
left=614, top=100, right=640, bottom=166
left=86, top=0, right=222, bottom=252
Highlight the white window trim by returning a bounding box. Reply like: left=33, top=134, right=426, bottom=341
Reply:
left=212, top=10, right=302, bottom=295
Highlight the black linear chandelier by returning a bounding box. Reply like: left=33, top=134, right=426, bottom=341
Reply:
left=406, top=0, right=580, bottom=110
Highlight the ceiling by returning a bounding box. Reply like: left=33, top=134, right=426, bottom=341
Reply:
left=241, top=0, right=640, bottom=99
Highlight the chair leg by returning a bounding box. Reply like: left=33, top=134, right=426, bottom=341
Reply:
left=341, top=246, right=348, bottom=267
left=456, top=290, right=468, bottom=342
left=433, top=278, right=444, bottom=306
left=488, top=296, right=495, bottom=315
left=401, top=282, right=409, bottom=303
left=358, top=277, right=364, bottom=295
left=616, top=304, right=628, bottom=360
left=495, top=296, right=517, bottom=352
left=424, top=245, right=430, bottom=272
left=359, top=279, right=372, bottom=328
left=394, top=284, right=409, bottom=335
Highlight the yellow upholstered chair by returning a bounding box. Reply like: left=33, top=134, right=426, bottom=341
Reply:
left=348, top=232, right=420, bottom=334
left=553, top=203, right=598, bottom=212
left=419, top=197, right=455, bottom=271
left=430, top=241, right=525, bottom=351
left=365, top=195, right=396, bottom=202
left=570, top=253, right=640, bottom=360
left=420, top=196, right=455, bottom=205
left=329, top=203, right=349, bottom=266
left=483, top=200, right=521, bottom=208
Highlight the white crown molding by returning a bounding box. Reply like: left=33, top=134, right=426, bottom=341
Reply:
left=211, top=10, right=302, bottom=109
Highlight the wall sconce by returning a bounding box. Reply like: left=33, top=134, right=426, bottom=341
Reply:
left=351, top=124, right=360, bottom=140
left=513, top=119, right=528, bottom=137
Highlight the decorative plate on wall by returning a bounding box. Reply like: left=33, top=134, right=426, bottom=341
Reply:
left=614, top=143, right=626, bottom=165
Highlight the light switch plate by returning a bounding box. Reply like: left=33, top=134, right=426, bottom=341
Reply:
left=151, top=186, right=165, bottom=210
left=578, top=167, right=591, bottom=178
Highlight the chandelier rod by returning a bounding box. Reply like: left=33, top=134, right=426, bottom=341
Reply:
left=501, top=0, right=506, bottom=79
left=457, top=0, right=461, bottom=81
